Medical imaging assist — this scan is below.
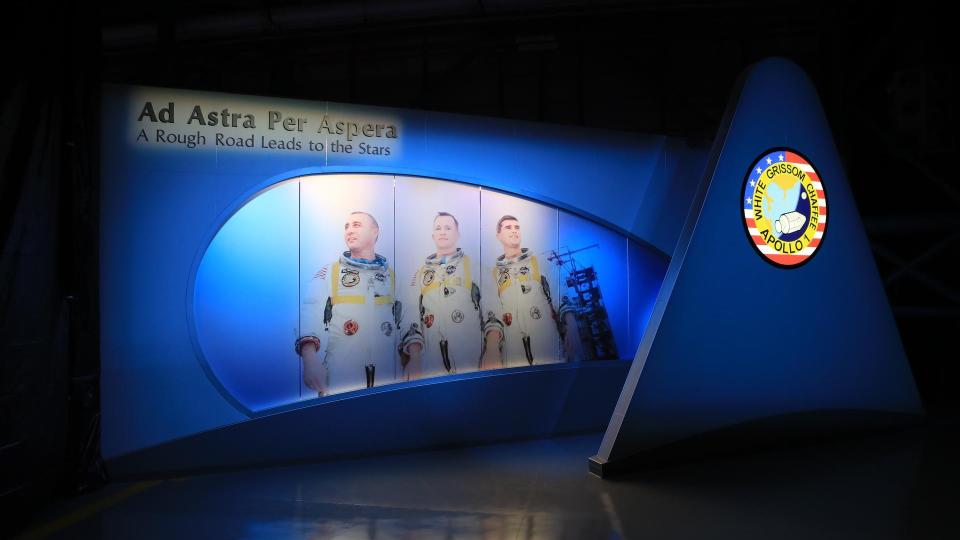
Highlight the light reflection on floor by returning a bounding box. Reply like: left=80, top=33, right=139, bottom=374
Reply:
left=23, top=422, right=960, bottom=539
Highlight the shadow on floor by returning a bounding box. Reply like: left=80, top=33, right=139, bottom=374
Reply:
left=17, top=420, right=960, bottom=539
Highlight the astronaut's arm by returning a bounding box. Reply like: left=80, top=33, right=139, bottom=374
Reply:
left=478, top=274, right=504, bottom=369
left=399, top=322, right=425, bottom=356
left=398, top=274, right=425, bottom=356
left=483, top=328, right=502, bottom=350
left=398, top=323, right=423, bottom=381
left=295, top=295, right=331, bottom=357
left=394, top=271, right=423, bottom=378
left=541, top=275, right=565, bottom=326
left=482, top=311, right=504, bottom=340
left=480, top=317, right=504, bottom=370
left=296, top=275, right=331, bottom=393
left=295, top=335, right=321, bottom=357
left=540, top=274, right=554, bottom=305
left=557, top=295, right=578, bottom=332
left=558, top=294, right=575, bottom=318
left=558, top=295, right=582, bottom=361
left=298, top=338, right=327, bottom=393
left=480, top=270, right=506, bottom=334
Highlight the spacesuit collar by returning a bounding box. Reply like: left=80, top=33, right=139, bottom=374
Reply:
left=341, top=251, right=389, bottom=271
left=425, top=248, right=464, bottom=266
left=496, top=247, right=531, bottom=267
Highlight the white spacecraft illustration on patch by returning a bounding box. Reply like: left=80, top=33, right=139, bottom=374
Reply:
left=775, top=211, right=807, bottom=235
left=767, top=185, right=808, bottom=238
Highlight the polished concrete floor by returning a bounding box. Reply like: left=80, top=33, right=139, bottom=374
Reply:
left=19, top=421, right=959, bottom=539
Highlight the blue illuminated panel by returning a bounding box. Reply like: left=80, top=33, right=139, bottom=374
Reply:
left=191, top=174, right=661, bottom=414
left=100, top=84, right=700, bottom=461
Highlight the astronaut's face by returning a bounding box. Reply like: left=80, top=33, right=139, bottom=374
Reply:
left=496, top=219, right=521, bottom=250
left=432, top=215, right=460, bottom=252
left=344, top=213, right=378, bottom=251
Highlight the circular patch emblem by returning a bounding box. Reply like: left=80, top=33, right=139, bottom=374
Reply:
left=343, top=319, right=359, bottom=336
left=451, top=310, right=464, bottom=323
left=375, top=272, right=387, bottom=282
left=529, top=306, right=541, bottom=320
left=445, top=265, right=457, bottom=275
left=423, top=269, right=435, bottom=286
left=742, top=149, right=827, bottom=268
left=503, top=313, right=513, bottom=326
left=423, top=314, right=435, bottom=328
left=341, top=271, right=360, bottom=287
left=380, top=321, right=392, bottom=336
left=519, top=266, right=530, bottom=275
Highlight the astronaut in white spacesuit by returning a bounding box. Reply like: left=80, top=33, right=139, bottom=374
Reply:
left=480, top=215, right=580, bottom=368
left=399, top=212, right=502, bottom=379
left=295, top=211, right=401, bottom=396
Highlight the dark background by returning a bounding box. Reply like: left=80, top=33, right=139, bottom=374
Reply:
left=2, top=0, right=955, bottom=531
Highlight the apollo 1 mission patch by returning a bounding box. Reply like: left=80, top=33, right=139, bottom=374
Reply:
left=423, top=269, right=435, bottom=286
left=742, top=149, right=828, bottom=268
left=341, top=270, right=360, bottom=287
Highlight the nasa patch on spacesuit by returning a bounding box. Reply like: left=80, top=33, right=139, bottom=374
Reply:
left=741, top=148, right=828, bottom=268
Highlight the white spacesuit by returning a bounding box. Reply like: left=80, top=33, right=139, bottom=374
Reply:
left=296, top=253, right=401, bottom=395
left=399, top=248, right=500, bottom=377
left=486, top=248, right=573, bottom=367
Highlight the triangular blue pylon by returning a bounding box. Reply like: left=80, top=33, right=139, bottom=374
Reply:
left=590, top=58, right=923, bottom=476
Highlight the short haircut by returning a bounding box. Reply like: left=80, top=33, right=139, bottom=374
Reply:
left=497, top=215, right=519, bottom=233
left=347, top=211, right=379, bottom=230
left=347, top=211, right=379, bottom=241
left=434, top=212, right=459, bottom=229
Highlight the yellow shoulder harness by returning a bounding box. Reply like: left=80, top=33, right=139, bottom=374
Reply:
left=331, top=261, right=365, bottom=305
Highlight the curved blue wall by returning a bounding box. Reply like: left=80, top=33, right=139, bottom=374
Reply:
left=100, top=85, right=701, bottom=464
left=190, top=173, right=665, bottom=416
